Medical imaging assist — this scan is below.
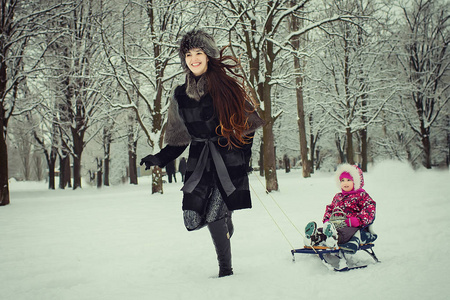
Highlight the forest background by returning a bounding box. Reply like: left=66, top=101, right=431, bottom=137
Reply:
left=1, top=0, right=449, bottom=206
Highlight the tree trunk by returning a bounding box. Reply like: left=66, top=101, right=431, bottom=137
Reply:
left=309, top=133, right=315, bottom=174
left=346, top=127, right=354, bottom=165
left=103, top=127, right=111, bottom=186
left=59, top=155, right=67, bottom=189
left=48, top=159, right=56, bottom=190
left=152, top=166, right=163, bottom=194
left=0, top=125, right=10, bottom=206
left=421, top=129, right=432, bottom=169
left=129, top=141, right=138, bottom=185
left=97, top=158, right=103, bottom=188
left=261, top=11, right=278, bottom=192
left=147, top=0, right=164, bottom=193
left=291, top=2, right=310, bottom=178
left=315, top=148, right=321, bottom=170
left=360, top=128, right=368, bottom=172
left=46, top=148, right=57, bottom=190
left=72, top=131, right=84, bottom=189
left=72, top=154, right=82, bottom=189
left=335, top=133, right=346, bottom=164
left=104, top=156, right=110, bottom=186
left=447, top=116, right=450, bottom=168
left=262, top=124, right=278, bottom=192
left=259, top=141, right=264, bottom=177
left=64, top=154, right=72, bottom=188
left=295, top=76, right=310, bottom=178
left=128, top=114, right=138, bottom=185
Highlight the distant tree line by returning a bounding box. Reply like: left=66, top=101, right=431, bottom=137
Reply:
left=1, top=0, right=448, bottom=206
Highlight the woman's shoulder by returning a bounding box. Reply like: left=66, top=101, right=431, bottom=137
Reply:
left=174, top=84, right=187, bottom=96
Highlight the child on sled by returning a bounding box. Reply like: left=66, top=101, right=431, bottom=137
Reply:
left=304, top=164, right=377, bottom=253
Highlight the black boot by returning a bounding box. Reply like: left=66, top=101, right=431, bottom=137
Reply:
left=208, top=218, right=233, bottom=277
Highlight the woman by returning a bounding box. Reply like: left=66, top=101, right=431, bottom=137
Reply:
left=140, top=29, right=264, bottom=277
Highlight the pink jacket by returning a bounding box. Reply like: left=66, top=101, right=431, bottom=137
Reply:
left=323, top=190, right=376, bottom=227
left=322, top=164, right=376, bottom=227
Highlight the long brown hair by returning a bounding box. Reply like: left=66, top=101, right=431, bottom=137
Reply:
left=205, top=48, right=256, bottom=148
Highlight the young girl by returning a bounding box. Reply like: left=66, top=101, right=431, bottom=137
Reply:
left=304, top=164, right=376, bottom=253
left=140, top=29, right=263, bottom=277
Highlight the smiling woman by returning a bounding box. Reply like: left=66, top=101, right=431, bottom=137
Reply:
left=185, top=48, right=209, bottom=76
left=140, top=29, right=264, bottom=278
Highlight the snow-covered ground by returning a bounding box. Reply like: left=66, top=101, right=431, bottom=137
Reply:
left=1, top=161, right=449, bottom=300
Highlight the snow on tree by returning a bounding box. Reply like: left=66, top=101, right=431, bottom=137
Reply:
left=0, top=0, right=73, bottom=205
left=393, top=0, right=449, bottom=169
left=304, top=0, right=396, bottom=170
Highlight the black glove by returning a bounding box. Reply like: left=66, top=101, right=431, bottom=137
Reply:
left=140, top=154, right=161, bottom=170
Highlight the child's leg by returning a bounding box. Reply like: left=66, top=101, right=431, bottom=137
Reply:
left=336, top=227, right=359, bottom=244
left=339, top=230, right=361, bottom=253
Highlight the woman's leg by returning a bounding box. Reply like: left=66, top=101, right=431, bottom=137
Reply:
left=183, top=210, right=204, bottom=230
left=206, top=188, right=233, bottom=277
left=208, top=218, right=233, bottom=277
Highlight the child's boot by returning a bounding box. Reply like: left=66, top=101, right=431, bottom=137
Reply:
left=304, top=221, right=317, bottom=246
left=323, top=222, right=338, bottom=248
left=339, top=231, right=361, bottom=254
left=305, top=221, right=317, bottom=239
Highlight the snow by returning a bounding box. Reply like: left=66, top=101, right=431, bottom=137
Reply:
left=1, top=160, right=449, bottom=300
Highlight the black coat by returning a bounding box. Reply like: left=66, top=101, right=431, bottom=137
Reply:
left=155, top=83, right=263, bottom=213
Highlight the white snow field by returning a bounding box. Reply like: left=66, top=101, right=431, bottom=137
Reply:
left=1, top=161, right=449, bottom=300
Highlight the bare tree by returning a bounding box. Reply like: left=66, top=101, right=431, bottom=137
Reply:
left=290, top=2, right=311, bottom=177
left=100, top=0, right=185, bottom=193
left=309, top=0, right=395, bottom=167
left=209, top=0, right=364, bottom=189
left=0, top=0, right=72, bottom=205
left=395, top=0, right=449, bottom=169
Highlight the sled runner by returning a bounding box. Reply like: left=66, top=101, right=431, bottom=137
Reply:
left=291, top=243, right=379, bottom=272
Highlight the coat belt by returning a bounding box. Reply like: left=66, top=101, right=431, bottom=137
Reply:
left=181, top=137, right=236, bottom=197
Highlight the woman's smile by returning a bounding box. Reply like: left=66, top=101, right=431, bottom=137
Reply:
left=185, top=48, right=209, bottom=76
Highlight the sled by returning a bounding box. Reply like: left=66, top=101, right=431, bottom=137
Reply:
left=291, top=243, right=379, bottom=272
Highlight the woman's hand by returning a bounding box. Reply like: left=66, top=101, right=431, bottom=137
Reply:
left=140, top=155, right=161, bottom=170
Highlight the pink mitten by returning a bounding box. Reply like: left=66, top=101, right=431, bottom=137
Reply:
left=345, top=217, right=360, bottom=227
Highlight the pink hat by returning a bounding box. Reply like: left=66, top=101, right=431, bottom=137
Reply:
left=339, top=171, right=353, bottom=181
left=335, top=164, right=364, bottom=190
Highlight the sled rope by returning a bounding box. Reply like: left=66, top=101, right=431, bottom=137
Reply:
left=250, top=172, right=322, bottom=257
left=252, top=172, right=304, bottom=238
left=249, top=182, right=295, bottom=250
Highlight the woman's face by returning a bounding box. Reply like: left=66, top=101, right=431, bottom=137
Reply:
left=185, top=48, right=209, bottom=76
left=340, top=177, right=354, bottom=192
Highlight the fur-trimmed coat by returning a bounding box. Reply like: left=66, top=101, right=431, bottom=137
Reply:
left=155, top=74, right=264, bottom=213
left=322, top=164, right=376, bottom=227
left=323, top=191, right=376, bottom=227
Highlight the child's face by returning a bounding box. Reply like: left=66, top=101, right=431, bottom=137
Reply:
left=340, top=178, right=354, bottom=192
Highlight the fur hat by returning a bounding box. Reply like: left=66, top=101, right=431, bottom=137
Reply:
left=335, top=164, right=364, bottom=190
left=178, top=29, right=220, bottom=72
